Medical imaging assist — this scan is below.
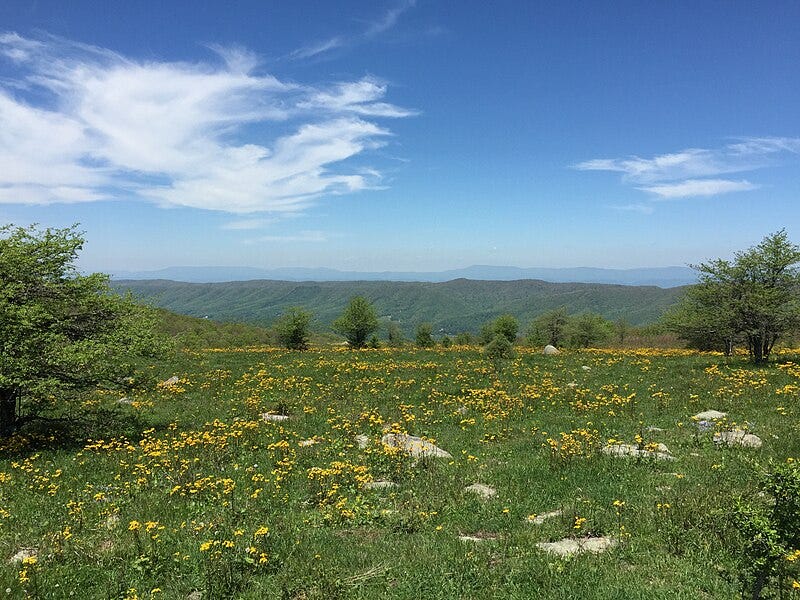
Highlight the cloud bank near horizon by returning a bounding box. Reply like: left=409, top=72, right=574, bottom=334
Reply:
left=577, top=137, right=800, bottom=203
left=0, top=32, right=414, bottom=214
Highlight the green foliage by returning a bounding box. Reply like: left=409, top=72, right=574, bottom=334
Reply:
left=453, top=332, right=475, bottom=345
left=440, top=335, right=452, bottom=348
left=367, top=334, right=381, bottom=349
left=728, top=461, right=800, bottom=598
left=273, top=307, right=312, bottom=350
left=566, top=313, right=614, bottom=348
left=483, top=333, right=516, bottom=362
left=480, top=314, right=519, bottom=345
left=528, top=307, right=569, bottom=347
left=667, top=231, right=800, bottom=362
left=0, top=224, right=168, bottom=434
left=113, top=278, right=684, bottom=336
left=155, top=309, right=273, bottom=349
left=614, top=318, right=630, bottom=345
left=332, top=296, right=379, bottom=349
left=415, top=323, right=434, bottom=348
left=386, top=321, right=405, bottom=347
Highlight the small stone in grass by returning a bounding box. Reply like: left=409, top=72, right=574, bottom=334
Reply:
left=693, top=410, right=727, bottom=421
left=535, top=536, right=616, bottom=556
left=365, top=480, right=398, bottom=490
left=260, top=413, right=289, bottom=422
left=381, top=433, right=452, bottom=459
left=526, top=509, right=562, bottom=525
left=464, top=483, right=497, bottom=499
left=714, top=430, right=763, bottom=449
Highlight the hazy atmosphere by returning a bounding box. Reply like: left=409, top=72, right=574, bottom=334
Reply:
left=1, top=1, right=798, bottom=273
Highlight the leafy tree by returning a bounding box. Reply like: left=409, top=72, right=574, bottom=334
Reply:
left=0, top=224, right=167, bottom=435
left=367, top=334, right=381, bottom=349
left=668, top=231, right=800, bottom=362
left=386, top=322, right=405, bottom=347
left=453, top=332, right=474, bottom=345
left=484, top=334, right=516, bottom=363
left=566, top=313, right=613, bottom=348
left=273, top=307, right=312, bottom=350
left=332, top=296, right=379, bottom=349
left=479, top=314, right=519, bottom=345
left=440, top=335, right=452, bottom=348
left=415, top=323, right=435, bottom=348
left=527, top=307, right=569, bottom=347
left=614, top=318, right=630, bottom=345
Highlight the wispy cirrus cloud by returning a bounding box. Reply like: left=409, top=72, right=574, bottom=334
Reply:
left=0, top=32, right=414, bottom=214
left=290, top=0, right=416, bottom=60
left=640, top=178, right=758, bottom=199
left=576, top=137, right=799, bottom=204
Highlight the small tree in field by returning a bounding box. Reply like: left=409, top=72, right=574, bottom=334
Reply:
left=386, top=322, right=405, bottom=347
left=332, top=296, right=379, bottom=349
left=273, top=307, right=312, bottom=350
left=0, top=224, right=167, bottom=435
left=567, top=313, right=614, bottom=348
left=528, top=307, right=569, bottom=347
left=480, top=314, right=519, bottom=345
left=668, top=231, right=800, bottom=363
left=415, top=323, right=435, bottom=348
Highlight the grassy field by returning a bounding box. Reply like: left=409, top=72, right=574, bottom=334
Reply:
left=1, top=346, right=799, bottom=599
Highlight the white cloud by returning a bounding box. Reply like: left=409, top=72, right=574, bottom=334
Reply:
left=576, top=137, right=798, bottom=205
left=0, top=33, right=414, bottom=213
left=640, top=179, right=758, bottom=199
left=290, top=0, right=416, bottom=60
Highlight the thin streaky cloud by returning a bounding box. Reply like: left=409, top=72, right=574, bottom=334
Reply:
left=574, top=137, right=800, bottom=184
left=289, top=0, right=416, bottom=61
left=0, top=33, right=414, bottom=214
left=640, top=179, right=758, bottom=199
left=221, top=218, right=275, bottom=230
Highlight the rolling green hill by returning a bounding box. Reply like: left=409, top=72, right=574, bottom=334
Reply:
left=117, top=278, right=686, bottom=336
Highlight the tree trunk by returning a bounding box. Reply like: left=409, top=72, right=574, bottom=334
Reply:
left=0, top=387, right=19, bottom=436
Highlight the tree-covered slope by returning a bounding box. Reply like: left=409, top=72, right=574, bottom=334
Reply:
left=115, top=278, right=686, bottom=335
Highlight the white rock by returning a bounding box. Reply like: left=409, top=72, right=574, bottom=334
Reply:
left=526, top=509, right=562, bottom=525
left=364, top=480, right=398, bottom=490
left=464, top=483, right=497, bottom=499
left=458, top=533, right=499, bottom=542
left=693, top=410, right=727, bottom=420
left=543, top=345, right=560, bottom=355
left=714, top=430, right=763, bottom=449
left=581, top=365, right=591, bottom=371
left=162, top=376, right=180, bottom=386
left=455, top=405, right=469, bottom=415
left=298, top=438, right=319, bottom=447
left=260, top=413, right=289, bottom=423
left=536, top=536, right=616, bottom=557
left=355, top=434, right=370, bottom=449
left=9, top=548, right=36, bottom=564
left=602, top=443, right=674, bottom=461
left=117, top=397, right=133, bottom=405
left=381, top=433, right=452, bottom=459
left=645, top=426, right=665, bottom=433
left=566, top=382, right=578, bottom=389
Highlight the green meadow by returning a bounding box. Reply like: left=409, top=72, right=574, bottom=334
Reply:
left=2, top=346, right=799, bottom=598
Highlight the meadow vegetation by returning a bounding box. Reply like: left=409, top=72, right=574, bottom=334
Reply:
left=1, top=344, right=799, bottom=599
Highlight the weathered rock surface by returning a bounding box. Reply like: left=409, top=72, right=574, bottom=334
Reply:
left=355, top=434, right=370, bottom=449
left=162, top=376, right=180, bottom=386
left=527, top=509, right=562, bottom=525
left=714, top=430, right=763, bottom=448
left=10, top=548, right=36, bottom=564
left=693, top=410, right=727, bottom=420
left=298, top=438, right=319, bottom=447
left=536, top=536, right=616, bottom=556
left=602, top=443, right=674, bottom=461
left=543, top=345, right=560, bottom=355
left=581, top=365, right=591, bottom=371
left=364, top=480, right=398, bottom=490
left=381, top=433, right=452, bottom=459
left=260, top=413, right=289, bottom=423
left=464, top=483, right=497, bottom=499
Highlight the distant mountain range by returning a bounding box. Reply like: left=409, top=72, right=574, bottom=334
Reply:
left=113, top=278, right=687, bottom=334
left=111, top=265, right=697, bottom=288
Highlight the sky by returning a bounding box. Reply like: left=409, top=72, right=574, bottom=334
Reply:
left=0, top=1, right=799, bottom=272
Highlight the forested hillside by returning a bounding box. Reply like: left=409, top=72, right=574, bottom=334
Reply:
left=115, top=278, right=685, bottom=334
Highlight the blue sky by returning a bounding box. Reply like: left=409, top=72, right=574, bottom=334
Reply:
left=1, top=1, right=798, bottom=272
